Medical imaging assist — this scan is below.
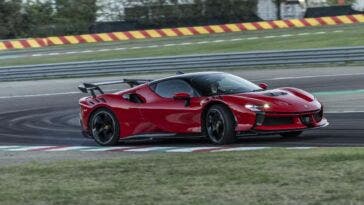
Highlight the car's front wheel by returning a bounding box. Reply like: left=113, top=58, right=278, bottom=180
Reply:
left=90, top=108, right=120, bottom=146
left=280, top=131, right=303, bottom=138
left=205, top=104, right=236, bottom=145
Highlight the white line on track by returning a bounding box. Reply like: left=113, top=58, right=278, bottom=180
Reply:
left=286, top=147, right=313, bottom=150
left=82, top=147, right=132, bottom=152
left=196, top=41, right=209, bottom=44
left=314, top=31, right=326, bottom=34
left=0, top=146, right=21, bottom=149
left=264, top=36, right=277, bottom=39
left=179, top=42, right=193, bottom=45
left=256, top=72, right=364, bottom=81
left=97, top=49, right=112, bottom=52
left=45, top=146, right=92, bottom=151
left=246, top=37, right=259, bottom=40
left=1, top=72, right=363, bottom=99
left=49, top=52, right=60, bottom=55
left=325, top=110, right=364, bottom=114
left=163, top=44, right=176, bottom=47
left=25, top=30, right=343, bottom=58
left=7, top=146, right=52, bottom=151
left=213, top=40, right=226, bottom=43
left=166, top=147, right=220, bottom=152
left=212, top=147, right=268, bottom=152
left=280, top=34, right=294, bottom=37
left=0, top=89, right=118, bottom=99
left=0, top=146, right=333, bottom=153
left=125, top=147, right=174, bottom=152
left=0, top=91, right=80, bottom=99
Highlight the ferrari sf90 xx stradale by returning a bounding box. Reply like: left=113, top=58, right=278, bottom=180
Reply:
left=78, top=72, right=328, bottom=146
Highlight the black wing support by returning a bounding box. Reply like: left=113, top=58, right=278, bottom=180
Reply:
left=78, top=79, right=152, bottom=97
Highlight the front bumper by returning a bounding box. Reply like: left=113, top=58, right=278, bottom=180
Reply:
left=243, top=109, right=328, bottom=133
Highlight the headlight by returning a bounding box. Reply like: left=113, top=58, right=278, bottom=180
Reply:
left=245, top=103, right=270, bottom=112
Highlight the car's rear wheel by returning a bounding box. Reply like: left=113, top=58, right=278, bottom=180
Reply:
left=90, top=108, right=119, bottom=146
left=280, top=131, right=303, bottom=138
left=205, top=105, right=236, bottom=145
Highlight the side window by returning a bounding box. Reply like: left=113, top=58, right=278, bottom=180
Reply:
left=154, top=79, right=195, bottom=98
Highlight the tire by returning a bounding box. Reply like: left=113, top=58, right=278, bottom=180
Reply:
left=89, top=108, right=120, bottom=146
left=280, top=131, right=303, bottom=138
left=205, top=104, right=236, bottom=145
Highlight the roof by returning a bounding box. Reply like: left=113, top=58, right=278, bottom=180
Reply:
left=149, top=71, right=224, bottom=84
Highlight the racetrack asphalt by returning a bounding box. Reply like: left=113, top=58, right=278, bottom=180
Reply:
left=0, top=66, right=363, bottom=147
left=0, top=67, right=364, bottom=147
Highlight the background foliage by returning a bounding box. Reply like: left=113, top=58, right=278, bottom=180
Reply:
left=0, top=0, right=258, bottom=39
left=0, top=0, right=359, bottom=39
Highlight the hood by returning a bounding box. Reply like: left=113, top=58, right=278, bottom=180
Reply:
left=226, top=88, right=321, bottom=113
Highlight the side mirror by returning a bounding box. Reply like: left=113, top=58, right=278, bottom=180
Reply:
left=173, top=92, right=191, bottom=107
left=259, top=83, right=268, bottom=90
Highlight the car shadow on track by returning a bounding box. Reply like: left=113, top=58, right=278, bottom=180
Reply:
left=117, top=134, right=323, bottom=147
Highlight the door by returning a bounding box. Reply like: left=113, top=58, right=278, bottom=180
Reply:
left=142, top=79, right=203, bottom=134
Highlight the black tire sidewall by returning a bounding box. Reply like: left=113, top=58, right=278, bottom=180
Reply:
left=89, top=108, right=120, bottom=146
left=205, top=104, right=236, bottom=145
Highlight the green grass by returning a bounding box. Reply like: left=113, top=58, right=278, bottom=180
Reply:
left=1, top=23, right=364, bottom=67
left=0, top=148, right=363, bottom=205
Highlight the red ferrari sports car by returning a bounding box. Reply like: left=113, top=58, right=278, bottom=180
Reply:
left=78, top=72, right=328, bottom=146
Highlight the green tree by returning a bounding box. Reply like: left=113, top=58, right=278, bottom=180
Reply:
left=22, top=0, right=55, bottom=37
left=54, top=0, right=98, bottom=35
left=204, top=0, right=257, bottom=22
left=124, top=0, right=257, bottom=27
left=0, top=0, right=23, bottom=39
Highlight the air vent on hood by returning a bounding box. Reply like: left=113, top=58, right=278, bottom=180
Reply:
left=264, top=91, right=288, bottom=97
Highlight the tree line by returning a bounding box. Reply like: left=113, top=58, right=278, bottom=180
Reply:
left=0, top=0, right=98, bottom=39
left=0, top=0, right=257, bottom=39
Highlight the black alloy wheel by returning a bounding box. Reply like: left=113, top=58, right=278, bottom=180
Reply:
left=205, top=105, right=236, bottom=145
left=90, top=108, right=119, bottom=146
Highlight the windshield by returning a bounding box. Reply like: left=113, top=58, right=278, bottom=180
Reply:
left=189, top=73, right=262, bottom=96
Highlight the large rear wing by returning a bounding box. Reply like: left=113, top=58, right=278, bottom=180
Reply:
left=78, top=79, right=152, bottom=97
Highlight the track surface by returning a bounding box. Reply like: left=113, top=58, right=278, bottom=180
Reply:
left=0, top=66, right=363, bottom=147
